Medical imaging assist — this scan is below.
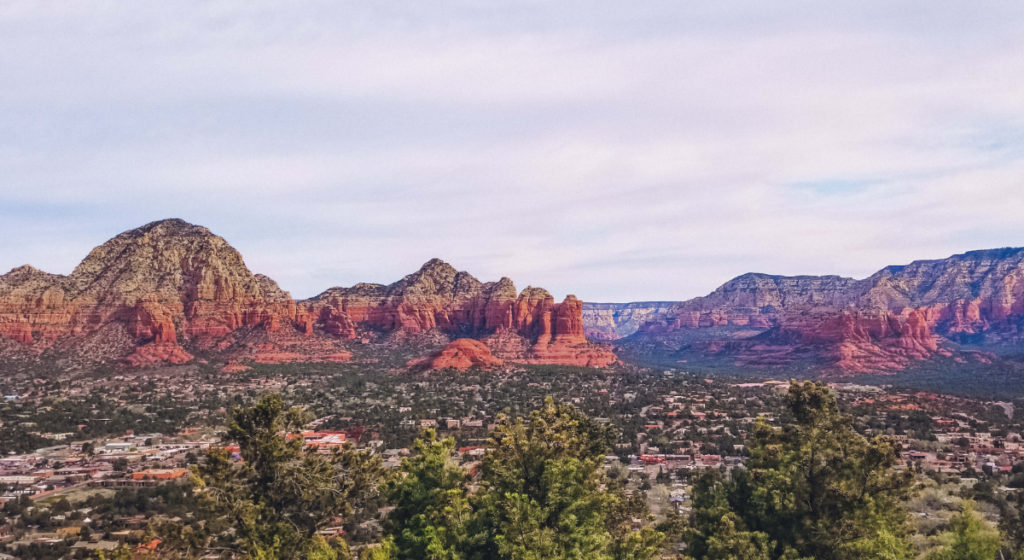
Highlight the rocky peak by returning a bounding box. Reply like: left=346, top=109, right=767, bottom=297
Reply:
left=0, top=264, right=63, bottom=288
left=623, top=245, right=1024, bottom=374
left=419, top=257, right=454, bottom=272
left=67, top=218, right=276, bottom=305
left=0, top=219, right=307, bottom=364
left=133, top=218, right=210, bottom=236
left=5, top=264, right=41, bottom=276
left=857, top=247, right=1024, bottom=308
left=517, top=286, right=553, bottom=301
left=493, top=276, right=516, bottom=290
left=392, top=259, right=465, bottom=298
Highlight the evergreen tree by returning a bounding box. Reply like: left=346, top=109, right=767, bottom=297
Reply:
left=688, top=381, right=914, bottom=560
left=168, top=394, right=383, bottom=559
left=471, top=397, right=663, bottom=560
left=927, top=500, right=1002, bottom=560
left=1001, top=490, right=1024, bottom=559
left=360, top=538, right=399, bottom=560
left=382, top=398, right=666, bottom=560
left=384, top=428, right=472, bottom=560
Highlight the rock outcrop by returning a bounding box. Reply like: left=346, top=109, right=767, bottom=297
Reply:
left=302, top=260, right=616, bottom=367
left=0, top=220, right=614, bottom=369
left=409, top=338, right=503, bottom=371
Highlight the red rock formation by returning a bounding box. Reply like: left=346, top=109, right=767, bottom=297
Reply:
left=665, top=308, right=940, bottom=375
left=304, top=261, right=615, bottom=367
left=122, top=342, right=194, bottom=367
left=221, top=362, right=253, bottom=373
left=0, top=220, right=612, bottom=369
left=409, top=338, right=503, bottom=371
left=782, top=309, right=938, bottom=373
left=0, top=265, right=75, bottom=347
left=552, top=295, right=587, bottom=345
left=524, top=340, right=618, bottom=368
left=0, top=220, right=313, bottom=367
left=623, top=248, right=1024, bottom=373
left=125, top=301, right=178, bottom=344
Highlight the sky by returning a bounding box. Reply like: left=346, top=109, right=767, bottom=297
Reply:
left=2, top=1, right=1024, bottom=302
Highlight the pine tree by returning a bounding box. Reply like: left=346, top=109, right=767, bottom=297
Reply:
left=169, top=394, right=382, bottom=559
left=384, top=428, right=472, bottom=560
left=471, top=397, right=662, bottom=560
left=382, top=398, right=666, bottom=560
left=688, top=381, right=914, bottom=560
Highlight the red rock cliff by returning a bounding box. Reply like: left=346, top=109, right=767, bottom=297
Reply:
left=303, top=259, right=615, bottom=367
left=626, top=249, right=1024, bottom=373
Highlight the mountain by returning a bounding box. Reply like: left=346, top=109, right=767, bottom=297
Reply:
left=613, top=248, right=1024, bottom=374
left=8, top=219, right=1020, bottom=376
left=0, top=219, right=614, bottom=370
left=581, top=302, right=680, bottom=340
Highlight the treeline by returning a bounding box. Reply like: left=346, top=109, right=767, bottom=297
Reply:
left=143, top=383, right=1024, bottom=560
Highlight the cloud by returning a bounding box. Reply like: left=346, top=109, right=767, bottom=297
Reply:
left=1, top=1, right=1024, bottom=301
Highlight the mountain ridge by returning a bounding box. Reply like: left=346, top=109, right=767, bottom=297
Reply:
left=5, top=218, right=1024, bottom=375
left=0, top=219, right=615, bottom=370
left=603, top=246, right=1024, bottom=373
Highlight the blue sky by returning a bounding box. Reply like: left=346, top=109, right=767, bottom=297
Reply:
left=2, top=1, right=1024, bottom=301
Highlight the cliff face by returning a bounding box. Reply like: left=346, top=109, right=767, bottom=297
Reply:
left=853, top=248, right=1024, bottom=344
left=642, top=274, right=858, bottom=331
left=582, top=302, right=680, bottom=341
left=625, top=248, right=1024, bottom=373
left=303, top=260, right=616, bottom=367
left=0, top=220, right=614, bottom=369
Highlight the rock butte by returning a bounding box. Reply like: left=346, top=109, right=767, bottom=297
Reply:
left=409, top=338, right=503, bottom=371
left=0, top=219, right=615, bottom=369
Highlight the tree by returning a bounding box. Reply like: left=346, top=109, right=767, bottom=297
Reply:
left=380, top=399, right=665, bottom=560
left=1001, top=490, right=1024, bottom=559
left=470, top=397, right=663, bottom=560
left=170, top=394, right=383, bottom=559
left=361, top=538, right=399, bottom=560
left=927, top=500, right=1001, bottom=560
left=685, top=470, right=776, bottom=560
left=112, top=457, right=128, bottom=472
left=688, top=381, right=914, bottom=560
left=384, top=429, right=471, bottom=560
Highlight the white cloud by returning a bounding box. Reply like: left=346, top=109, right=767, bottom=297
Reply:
left=1, top=1, right=1024, bottom=301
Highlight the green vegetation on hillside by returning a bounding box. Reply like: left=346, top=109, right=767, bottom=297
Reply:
left=145, top=382, right=1021, bottom=559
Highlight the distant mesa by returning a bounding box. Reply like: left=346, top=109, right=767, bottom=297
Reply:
left=0, top=219, right=614, bottom=370
left=607, top=248, right=1024, bottom=374
left=582, top=302, right=682, bottom=341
